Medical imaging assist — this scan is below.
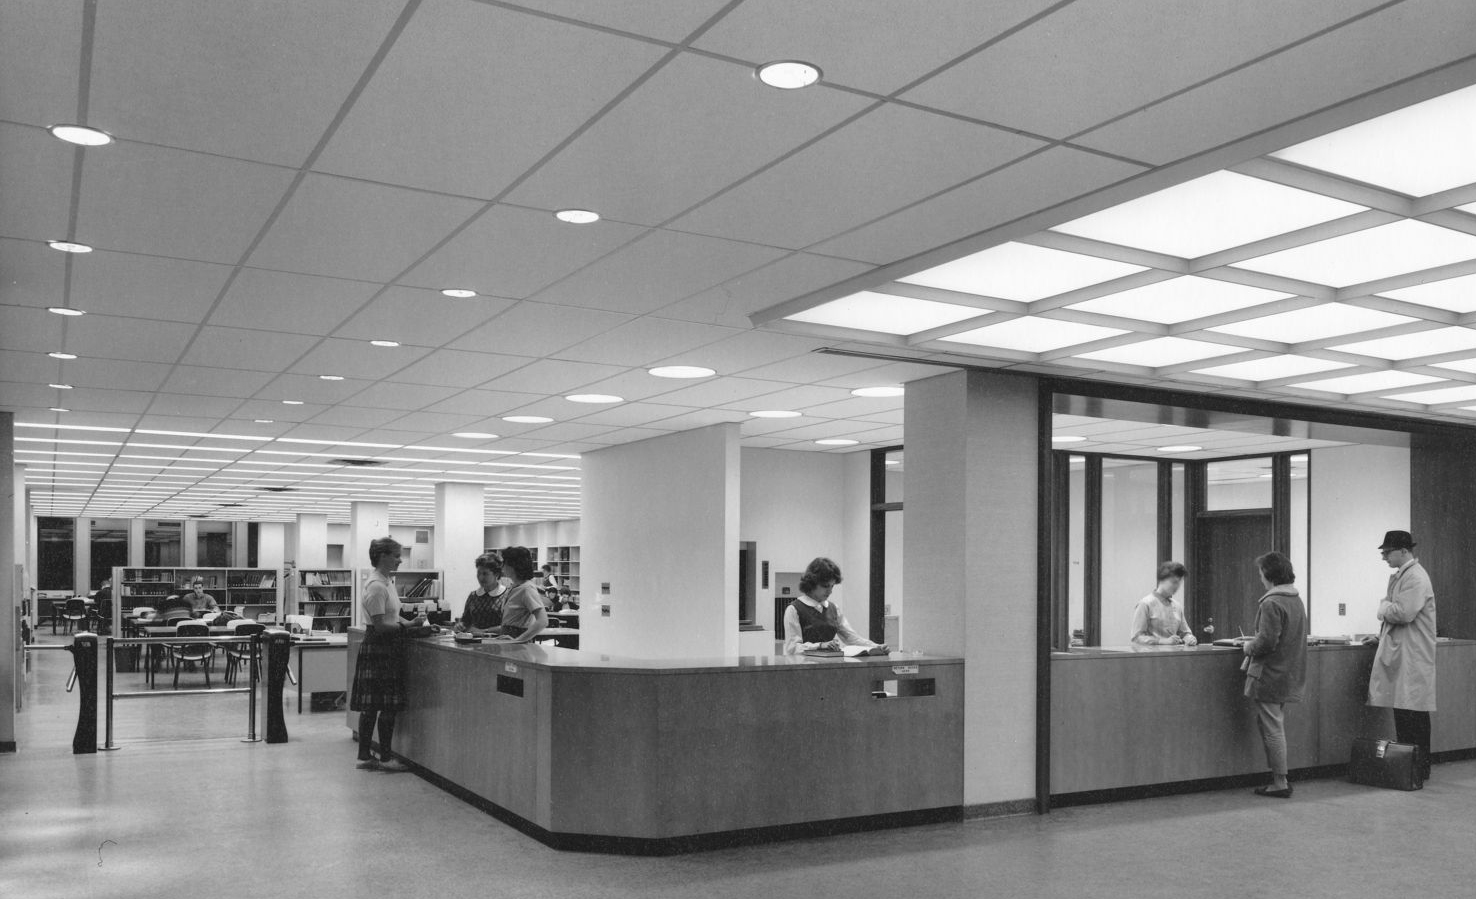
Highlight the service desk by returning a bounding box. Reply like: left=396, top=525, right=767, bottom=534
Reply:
left=1051, top=639, right=1476, bottom=798
left=346, top=630, right=963, bottom=853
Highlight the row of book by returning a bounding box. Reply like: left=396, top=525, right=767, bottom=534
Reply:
left=303, top=601, right=352, bottom=617
left=301, top=571, right=350, bottom=586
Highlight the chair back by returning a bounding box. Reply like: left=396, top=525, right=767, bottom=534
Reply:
left=172, top=620, right=215, bottom=661
left=64, top=598, right=88, bottom=617
left=231, top=622, right=266, bottom=637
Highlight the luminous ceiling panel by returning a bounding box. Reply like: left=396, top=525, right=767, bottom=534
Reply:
left=1189, top=355, right=1351, bottom=382
left=1073, top=337, right=1245, bottom=368
left=1288, top=371, right=1443, bottom=395
left=1208, top=303, right=1416, bottom=343
left=939, top=317, right=1126, bottom=353
left=1381, top=384, right=1476, bottom=406
left=1330, top=326, right=1476, bottom=361
left=1379, top=273, right=1476, bottom=313
left=1064, top=275, right=1291, bottom=324
left=900, top=242, right=1146, bottom=301
left=1270, top=83, right=1476, bottom=197
left=1231, top=220, right=1476, bottom=289
left=1051, top=172, right=1365, bottom=259
left=786, top=291, right=985, bottom=336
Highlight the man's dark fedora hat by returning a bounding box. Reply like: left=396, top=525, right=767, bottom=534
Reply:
left=1378, top=530, right=1416, bottom=550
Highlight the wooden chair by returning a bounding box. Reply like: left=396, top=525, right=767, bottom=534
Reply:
left=168, top=621, right=216, bottom=689
left=223, top=622, right=266, bottom=685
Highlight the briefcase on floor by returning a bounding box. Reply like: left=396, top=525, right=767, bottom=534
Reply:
left=1348, top=738, right=1423, bottom=791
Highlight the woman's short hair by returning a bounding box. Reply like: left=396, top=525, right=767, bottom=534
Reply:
left=799, top=557, right=843, bottom=594
left=1156, top=561, right=1187, bottom=582
left=1256, top=551, right=1296, bottom=586
left=501, top=546, right=536, bottom=582
left=368, top=536, right=402, bottom=566
left=475, top=550, right=503, bottom=573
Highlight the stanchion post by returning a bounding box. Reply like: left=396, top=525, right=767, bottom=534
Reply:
left=103, top=638, right=117, bottom=750
left=264, top=629, right=291, bottom=744
left=69, top=633, right=98, bottom=754
left=242, top=632, right=261, bottom=743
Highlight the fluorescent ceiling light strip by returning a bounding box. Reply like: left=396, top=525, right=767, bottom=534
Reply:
left=135, top=429, right=270, bottom=441
left=17, top=437, right=126, bottom=447
left=405, top=445, right=520, bottom=456
left=273, top=438, right=402, bottom=448
left=16, top=423, right=132, bottom=433
left=126, top=442, right=249, bottom=454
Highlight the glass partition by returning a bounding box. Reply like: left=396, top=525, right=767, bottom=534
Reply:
left=197, top=521, right=233, bottom=567
left=37, top=517, right=75, bottom=592
left=89, top=518, right=129, bottom=594
left=1206, top=458, right=1273, bottom=510
left=1099, top=459, right=1159, bottom=647
left=1066, top=456, right=1086, bottom=646
left=145, top=520, right=182, bottom=566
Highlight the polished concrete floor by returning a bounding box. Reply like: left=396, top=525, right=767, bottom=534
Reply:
left=5, top=630, right=1474, bottom=899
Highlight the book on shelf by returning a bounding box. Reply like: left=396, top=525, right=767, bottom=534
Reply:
left=304, top=572, right=321, bottom=586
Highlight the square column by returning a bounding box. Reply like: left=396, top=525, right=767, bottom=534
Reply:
left=905, top=370, right=1039, bottom=808
left=295, top=513, right=328, bottom=568
left=348, top=502, right=391, bottom=585
left=433, top=482, right=484, bottom=618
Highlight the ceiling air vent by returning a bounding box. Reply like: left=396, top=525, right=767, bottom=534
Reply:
left=331, top=458, right=385, bottom=467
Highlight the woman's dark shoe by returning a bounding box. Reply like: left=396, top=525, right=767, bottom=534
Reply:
left=1253, top=785, right=1292, bottom=798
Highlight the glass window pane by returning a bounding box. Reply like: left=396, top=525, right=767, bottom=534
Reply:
left=145, top=520, right=182, bottom=567
left=1100, top=459, right=1160, bottom=647
left=1067, top=456, right=1086, bottom=646
left=1206, top=458, right=1273, bottom=509
left=197, top=521, right=233, bottom=567
left=884, top=508, right=903, bottom=647
left=884, top=449, right=904, bottom=503
left=37, top=517, right=75, bottom=592
left=1172, top=463, right=1188, bottom=611
left=1289, top=455, right=1310, bottom=627
left=89, top=518, right=129, bottom=593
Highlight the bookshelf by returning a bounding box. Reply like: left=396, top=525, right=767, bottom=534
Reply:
left=296, top=568, right=356, bottom=634
left=111, top=566, right=282, bottom=631
left=546, top=545, right=580, bottom=599
left=354, top=569, right=444, bottom=625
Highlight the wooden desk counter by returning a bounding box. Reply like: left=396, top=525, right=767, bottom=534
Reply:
left=1051, top=639, right=1476, bottom=798
left=347, top=631, right=964, bottom=852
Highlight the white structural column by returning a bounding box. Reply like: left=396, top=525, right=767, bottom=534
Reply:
left=433, top=482, right=484, bottom=618
left=348, top=502, right=391, bottom=589
left=904, top=370, right=1039, bottom=808
left=582, top=423, right=739, bottom=659
left=255, top=522, right=286, bottom=569
left=295, top=513, right=328, bottom=568
left=2, top=415, right=16, bottom=749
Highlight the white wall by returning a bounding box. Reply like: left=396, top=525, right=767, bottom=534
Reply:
left=483, top=518, right=581, bottom=563
left=1309, top=444, right=1410, bottom=635
left=582, top=424, right=739, bottom=658
left=434, top=483, right=483, bottom=618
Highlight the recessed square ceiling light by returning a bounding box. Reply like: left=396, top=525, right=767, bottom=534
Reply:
left=1065, top=276, right=1292, bottom=324
left=1431, top=357, right=1476, bottom=376
left=939, top=316, right=1127, bottom=353
left=1379, top=273, right=1476, bottom=313
left=1052, top=172, right=1365, bottom=259
left=1188, top=355, right=1351, bottom=382
left=1329, top=326, right=1476, bottom=360
left=1379, top=383, right=1476, bottom=405
left=1208, top=303, right=1415, bottom=342
left=785, top=291, right=986, bottom=336
left=1287, top=370, right=1442, bottom=395
left=900, top=242, right=1145, bottom=302
left=1232, top=220, right=1476, bottom=288
left=47, top=307, right=86, bottom=316
left=851, top=386, right=905, bottom=397
left=1271, top=83, right=1476, bottom=197
left=1074, top=336, right=1244, bottom=367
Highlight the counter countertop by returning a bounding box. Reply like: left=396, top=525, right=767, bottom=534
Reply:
left=1055, top=636, right=1474, bottom=659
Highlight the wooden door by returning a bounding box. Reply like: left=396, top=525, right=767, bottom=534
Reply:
left=1193, top=510, right=1273, bottom=640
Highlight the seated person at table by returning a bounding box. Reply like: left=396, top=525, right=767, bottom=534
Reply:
left=184, top=578, right=219, bottom=615
left=491, top=546, right=548, bottom=644
left=149, top=594, right=197, bottom=621
left=783, top=557, right=887, bottom=656
left=1130, top=561, right=1197, bottom=646
left=93, top=578, right=112, bottom=602
left=454, top=551, right=508, bottom=636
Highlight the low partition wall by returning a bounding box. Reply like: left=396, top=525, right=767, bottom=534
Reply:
left=1051, top=640, right=1476, bottom=800
left=347, top=632, right=964, bottom=853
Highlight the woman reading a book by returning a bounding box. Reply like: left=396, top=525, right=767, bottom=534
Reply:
left=454, top=550, right=508, bottom=636
left=782, top=557, right=887, bottom=656
left=349, top=535, right=425, bottom=772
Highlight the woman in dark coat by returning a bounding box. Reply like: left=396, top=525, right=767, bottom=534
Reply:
left=1242, top=551, right=1307, bottom=798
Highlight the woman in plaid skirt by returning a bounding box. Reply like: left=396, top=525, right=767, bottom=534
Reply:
left=351, top=536, right=425, bottom=772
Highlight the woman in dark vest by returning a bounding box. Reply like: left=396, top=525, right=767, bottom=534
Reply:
left=782, top=557, right=887, bottom=655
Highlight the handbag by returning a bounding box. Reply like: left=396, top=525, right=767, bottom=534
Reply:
left=1348, top=737, right=1423, bottom=791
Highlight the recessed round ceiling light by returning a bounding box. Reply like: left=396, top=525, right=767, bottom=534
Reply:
left=48, top=240, right=92, bottom=253
left=49, top=407, right=70, bottom=413
left=749, top=410, right=801, bottom=419
left=850, top=386, right=904, bottom=398
left=816, top=438, right=859, bottom=446
left=453, top=432, right=498, bottom=439
left=49, top=383, right=73, bottom=390
left=566, top=394, right=623, bottom=404
left=281, top=400, right=304, bottom=405
left=502, top=415, right=554, bottom=424
left=1052, top=435, right=1087, bottom=443
left=47, top=306, right=86, bottom=316
left=318, top=375, right=344, bottom=381
left=370, top=339, right=400, bottom=347
left=49, top=124, right=113, bottom=146
left=648, top=365, right=716, bottom=379
left=756, top=60, right=822, bottom=90
left=885, top=459, right=901, bottom=466
left=555, top=209, right=600, bottom=224
left=48, top=352, right=77, bottom=360
left=440, top=288, right=477, bottom=298
left=1157, top=445, right=1203, bottom=453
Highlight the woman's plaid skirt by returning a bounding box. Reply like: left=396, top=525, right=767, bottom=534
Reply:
left=349, top=630, right=408, bottom=712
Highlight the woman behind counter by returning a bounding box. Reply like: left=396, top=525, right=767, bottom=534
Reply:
left=491, top=546, right=548, bottom=644
left=454, top=551, right=508, bottom=637
left=783, top=557, right=887, bottom=656
left=350, top=535, right=426, bottom=772
left=1241, top=551, right=1307, bottom=799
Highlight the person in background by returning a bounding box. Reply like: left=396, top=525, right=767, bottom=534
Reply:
left=492, top=546, right=548, bottom=644
left=93, top=578, right=113, bottom=602
left=350, top=535, right=425, bottom=772
left=782, top=557, right=886, bottom=655
left=1368, top=529, right=1437, bottom=780
left=1242, top=551, right=1307, bottom=798
left=537, top=563, right=561, bottom=611
left=454, top=550, right=507, bottom=637
left=1130, top=561, right=1196, bottom=646
left=185, top=577, right=219, bottom=615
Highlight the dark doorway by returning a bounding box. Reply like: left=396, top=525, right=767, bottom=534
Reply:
left=1193, top=509, right=1273, bottom=639
left=737, top=541, right=756, bottom=626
